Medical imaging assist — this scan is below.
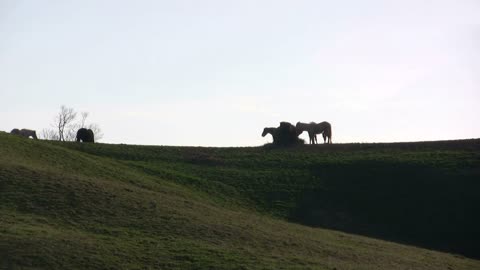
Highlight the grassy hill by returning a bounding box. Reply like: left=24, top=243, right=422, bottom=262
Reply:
left=1, top=132, right=479, bottom=269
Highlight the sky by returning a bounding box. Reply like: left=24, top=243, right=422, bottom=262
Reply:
left=1, top=0, right=479, bottom=146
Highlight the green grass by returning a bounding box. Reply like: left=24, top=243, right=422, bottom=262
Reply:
left=1, top=132, right=479, bottom=269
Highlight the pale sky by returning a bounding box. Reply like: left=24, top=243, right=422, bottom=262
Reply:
left=1, top=0, right=479, bottom=146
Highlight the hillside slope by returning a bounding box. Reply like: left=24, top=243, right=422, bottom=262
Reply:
left=0, top=133, right=479, bottom=269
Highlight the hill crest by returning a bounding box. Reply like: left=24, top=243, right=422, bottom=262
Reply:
left=1, top=133, right=479, bottom=269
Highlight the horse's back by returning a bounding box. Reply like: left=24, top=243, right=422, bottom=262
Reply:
left=12, top=128, right=38, bottom=139
left=20, top=128, right=35, bottom=134
left=317, top=121, right=331, bottom=129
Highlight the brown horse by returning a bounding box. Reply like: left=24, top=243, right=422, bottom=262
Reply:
left=296, top=121, right=332, bottom=144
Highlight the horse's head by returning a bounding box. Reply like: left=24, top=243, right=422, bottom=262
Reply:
left=295, top=122, right=304, bottom=135
left=261, top=128, right=269, bottom=137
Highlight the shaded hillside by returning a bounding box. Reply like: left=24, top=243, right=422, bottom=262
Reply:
left=57, top=138, right=480, bottom=258
left=0, top=133, right=479, bottom=269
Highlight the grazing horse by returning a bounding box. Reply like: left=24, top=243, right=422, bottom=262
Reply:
left=76, top=128, right=95, bottom=143
left=10, top=129, right=20, bottom=135
left=11, top=128, right=38, bottom=139
left=296, top=121, right=332, bottom=144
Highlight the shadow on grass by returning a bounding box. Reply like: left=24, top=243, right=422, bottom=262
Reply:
left=289, top=161, right=480, bottom=258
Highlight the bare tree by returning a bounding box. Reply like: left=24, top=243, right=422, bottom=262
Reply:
left=87, top=123, right=103, bottom=141
left=41, top=128, right=59, bottom=141
left=80, top=112, right=89, bottom=128
left=41, top=106, right=103, bottom=142
left=56, top=105, right=77, bottom=141
left=79, top=112, right=103, bottom=141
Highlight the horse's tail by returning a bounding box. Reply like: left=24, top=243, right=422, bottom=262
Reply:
left=328, top=123, right=332, bottom=144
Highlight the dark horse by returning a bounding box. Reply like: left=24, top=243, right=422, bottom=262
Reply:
left=11, top=128, right=38, bottom=139
left=76, top=128, right=94, bottom=143
left=262, top=122, right=302, bottom=146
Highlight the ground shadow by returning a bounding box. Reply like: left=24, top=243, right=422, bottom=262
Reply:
left=289, top=161, right=480, bottom=258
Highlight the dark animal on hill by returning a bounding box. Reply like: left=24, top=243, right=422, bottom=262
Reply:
left=11, top=128, right=38, bottom=139
left=262, top=122, right=303, bottom=146
left=76, top=128, right=95, bottom=143
left=20, top=129, right=38, bottom=140
left=10, top=129, right=20, bottom=135
left=262, top=127, right=279, bottom=143
left=296, top=121, right=332, bottom=144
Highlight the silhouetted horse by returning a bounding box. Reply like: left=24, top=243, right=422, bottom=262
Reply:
left=296, top=121, right=332, bottom=144
left=295, top=122, right=317, bottom=144
left=262, top=127, right=278, bottom=143
left=11, top=128, right=38, bottom=139
left=262, top=122, right=302, bottom=146
left=10, top=129, right=20, bottom=135
left=76, top=128, right=94, bottom=143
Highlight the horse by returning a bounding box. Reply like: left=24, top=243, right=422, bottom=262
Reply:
left=76, top=128, right=95, bottom=143
left=11, top=128, right=38, bottom=139
left=20, top=129, right=38, bottom=140
left=296, top=121, right=332, bottom=144
left=262, top=122, right=302, bottom=146
left=10, top=129, right=20, bottom=135
left=295, top=122, right=318, bottom=144
left=262, top=127, right=278, bottom=143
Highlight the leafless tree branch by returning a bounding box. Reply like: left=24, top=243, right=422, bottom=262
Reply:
left=43, top=106, right=103, bottom=142
left=56, top=105, right=77, bottom=141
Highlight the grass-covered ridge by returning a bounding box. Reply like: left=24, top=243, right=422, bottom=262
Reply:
left=1, top=132, right=479, bottom=269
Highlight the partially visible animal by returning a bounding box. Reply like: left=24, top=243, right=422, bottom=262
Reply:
left=296, top=121, right=332, bottom=144
left=262, top=127, right=278, bottom=143
left=10, top=128, right=20, bottom=135
left=278, top=122, right=298, bottom=143
left=20, top=129, right=38, bottom=139
left=76, top=128, right=95, bottom=143
left=262, top=122, right=303, bottom=146
left=11, top=128, right=38, bottom=139
left=295, top=122, right=318, bottom=144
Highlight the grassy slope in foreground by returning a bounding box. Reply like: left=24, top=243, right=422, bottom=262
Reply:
left=60, top=137, right=480, bottom=259
left=0, top=133, right=478, bottom=269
